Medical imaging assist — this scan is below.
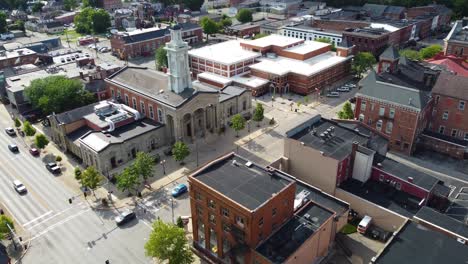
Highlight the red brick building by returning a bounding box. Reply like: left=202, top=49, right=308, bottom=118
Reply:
left=443, top=18, right=468, bottom=59
left=0, top=48, right=38, bottom=70
left=189, top=152, right=350, bottom=263
left=110, top=23, right=202, bottom=60
left=96, top=0, right=122, bottom=12
left=354, top=46, right=439, bottom=155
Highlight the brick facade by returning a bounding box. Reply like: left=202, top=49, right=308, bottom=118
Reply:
left=96, top=0, right=122, bottom=12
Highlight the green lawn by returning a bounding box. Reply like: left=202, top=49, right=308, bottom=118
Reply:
left=340, top=223, right=357, bottom=234
left=59, top=29, right=84, bottom=43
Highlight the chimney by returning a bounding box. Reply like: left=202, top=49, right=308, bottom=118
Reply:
left=408, top=177, right=414, bottom=183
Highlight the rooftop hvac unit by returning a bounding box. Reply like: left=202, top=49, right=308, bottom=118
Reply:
left=232, top=160, right=238, bottom=166
left=304, top=213, right=311, bottom=220
left=245, top=161, right=252, bottom=167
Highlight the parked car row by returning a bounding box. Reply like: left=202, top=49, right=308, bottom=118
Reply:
left=60, top=53, right=90, bottom=63
left=326, top=82, right=357, bottom=97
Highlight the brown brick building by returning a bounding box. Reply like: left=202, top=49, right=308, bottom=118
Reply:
left=354, top=46, right=439, bottom=155
left=443, top=18, right=468, bottom=59
left=96, top=0, right=122, bottom=12
left=189, top=152, right=349, bottom=263
left=110, top=23, right=202, bottom=60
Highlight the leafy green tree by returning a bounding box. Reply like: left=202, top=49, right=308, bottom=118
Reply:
left=253, top=33, right=268, bottom=39
left=231, top=114, right=246, bottom=137
left=14, top=117, right=21, bottom=128
left=81, top=166, right=103, bottom=198
left=23, top=121, right=36, bottom=136
left=453, top=0, right=468, bottom=19
left=399, top=49, right=421, bottom=61
left=176, top=216, right=184, bottom=228
left=63, top=0, right=77, bottom=11
left=182, top=0, right=204, bottom=11
left=82, top=0, right=98, bottom=8
left=337, top=101, right=354, bottom=119
left=252, top=103, right=264, bottom=127
left=24, top=75, right=96, bottom=115
left=315, top=37, right=337, bottom=51
left=218, top=17, right=232, bottom=28
left=200, top=17, right=219, bottom=41
left=74, top=167, right=82, bottom=181
left=0, top=215, right=14, bottom=239
left=0, top=12, right=7, bottom=34
left=236, top=9, right=253, bottom=23
left=116, top=165, right=140, bottom=194
left=172, top=141, right=190, bottom=164
left=145, top=220, right=194, bottom=264
left=56, top=155, right=62, bottom=162
left=74, top=7, right=94, bottom=34
left=134, top=152, right=155, bottom=182
left=13, top=20, right=25, bottom=32
left=352, top=52, right=376, bottom=78
left=31, top=2, right=44, bottom=12
left=419, top=44, right=443, bottom=59
left=91, top=8, right=111, bottom=34
left=155, top=46, right=168, bottom=70
left=35, top=134, right=49, bottom=149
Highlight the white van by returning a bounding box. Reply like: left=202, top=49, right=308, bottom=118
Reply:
left=357, top=215, right=372, bottom=234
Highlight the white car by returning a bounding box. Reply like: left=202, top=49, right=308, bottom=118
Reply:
left=13, top=180, right=27, bottom=194
left=337, top=87, right=350, bottom=92
left=326, top=92, right=340, bottom=97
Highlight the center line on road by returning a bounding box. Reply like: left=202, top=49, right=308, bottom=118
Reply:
left=22, top=211, right=54, bottom=227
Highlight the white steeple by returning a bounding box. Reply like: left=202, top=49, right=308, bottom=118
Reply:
left=164, top=24, right=192, bottom=94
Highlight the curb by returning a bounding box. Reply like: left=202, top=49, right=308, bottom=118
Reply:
left=14, top=238, right=31, bottom=264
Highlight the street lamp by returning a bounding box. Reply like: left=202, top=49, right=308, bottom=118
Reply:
left=171, top=198, right=175, bottom=224
left=160, top=159, right=166, bottom=175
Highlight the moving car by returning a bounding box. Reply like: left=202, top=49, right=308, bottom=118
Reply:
left=172, top=183, right=188, bottom=197
left=337, top=87, right=350, bottom=92
left=8, top=144, right=19, bottom=152
left=46, top=162, right=61, bottom=174
left=326, top=92, right=340, bottom=98
left=5, top=127, right=15, bottom=136
left=13, top=180, right=27, bottom=193
left=29, top=148, right=40, bottom=156
left=115, top=210, right=136, bottom=226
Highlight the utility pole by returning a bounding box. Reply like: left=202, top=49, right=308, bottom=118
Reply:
left=171, top=198, right=174, bottom=224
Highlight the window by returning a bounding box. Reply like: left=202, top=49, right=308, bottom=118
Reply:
left=132, top=98, right=137, bottom=109
left=258, top=217, right=264, bottom=227
left=149, top=105, right=154, bottom=119
left=464, top=133, right=468, bottom=141
left=379, top=174, right=384, bottom=181
left=235, top=216, right=245, bottom=228
left=396, top=182, right=402, bottom=190
left=221, top=208, right=229, bottom=218
left=117, top=90, right=121, bottom=99
left=140, top=101, right=145, bottom=116
left=376, top=120, right=383, bottom=131
left=459, top=101, right=465, bottom=110
left=439, top=126, right=445, bottom=134
left=158, top=109, right=164, bottom=123
left=451, top=129, right=458, bottom=137
left=124, top=94, right=129, bottom=105
left=209, top=214, right=216, bottom=225
left=395, top=140, right=401, bottom=146
left=197, top=205, right=203, bottom=216
left=435, top=95, right=440, bottom=104
left=442, top=111, right=449, bottom=120
left=208, top=199, right=216, bottom=209
left=389, top=108, right=395, bottom=119
left=361, top=101, right=366, bottom=111
left=222, top=223, right=231, bottom=232
left=370, top=103, right=375, bottom=111
left=359, top=114, right=364, bottom=122
left=379, top=106, right=385, bottom=116
left=111, top=89, right=115, bottom=98
left=386, top=121, right=393, bottom=134
left=272, top=208, right=277, bottom=217
left=195, top=191, right=203, bottom=200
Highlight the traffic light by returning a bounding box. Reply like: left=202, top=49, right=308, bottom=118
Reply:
left=68, top=198, right=72, bottom=204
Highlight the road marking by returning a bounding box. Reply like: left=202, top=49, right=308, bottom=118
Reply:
left=22, top=211, right=54, bottom=226
left=26, top=202, right=85, bottom=230
left=141, top=219, right=153, bottom=230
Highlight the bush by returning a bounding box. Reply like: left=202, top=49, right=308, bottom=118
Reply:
left=56, top=155, right=62, bottom=162
left=176, top=216, right=184, bottom=228
left=269, top=118, right=276, bottom=125
left=341, top=223, right=357, bottom=234
left=14, top=118, right=21, bottom=128
left=74, top=167, right=82, bottom=180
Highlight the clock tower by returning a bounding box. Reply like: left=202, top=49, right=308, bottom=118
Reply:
left=165, top=24, right=192, bottom=94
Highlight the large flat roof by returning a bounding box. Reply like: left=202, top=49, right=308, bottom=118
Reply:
left=375, top=221, right=468, bottom=264
left=378, top=158, right=439, bottom=191
left=284, top=40, right=330, bottom=55
left=192, top=153, right=294, bottom=211
left=243, top=34, right=303, bottom=48
left=188, top=40, right=260, bottom=65
left=256, top=202, right=334, bottom=263
left=249, top=51, right=349, bottom=77
left=415, top=206, right=468, bottom=240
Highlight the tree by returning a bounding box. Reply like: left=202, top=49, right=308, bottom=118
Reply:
left=218, top=17, right=232, bottom=29
left=145, top=220, right=194, bottom=264
left=35, top=134, right=49, bottom=149
left=74, top=167, right=82, bottom=181
left=13, top=20, right=25, bottom=32
left=399, top=49, right=421, bottom=61
left=337, top=101, right=354, bottom=119
left=200, top=17, right=219, bottom=41
left=134, top=152, right=155, bottom=182
left=14, top=117, right=21, bottom=128
left=252, top=103, right=264, bottom=127
left=236, top=9, right=253, bottom=23
left=352, top=52, right=376, bottom=78
left=0, top=215, right=14, bottom=240
left=155, top=46, right=168, bottom=70
left=176, top=216, right=184, bottom=228
left=116, top=165, right=140, bottom=194
left=0, top=12, right=7, bottom=34
left=315, top=37, right=337, bottom=51
left=23, top=121, right=36, bottom=136
left=31, top=2, right=44, bottom=12
left=419, top=44, right=443, bottom=59
left=231, top=114, right=246, bottom=137
left=182, top=0, right=204, bottom=11
left=172, top=141, right=190, bottom=164
left=80, top=166, right=103, bottom=198
left=74, top=7, right=94, bottom=34
left=56, top=155, right=62, bottom=162
left=91, top=8, right=111, bottom=34
left=24, top=75, right=96, bottom=115
left=63, top=0, right=77, bottom=11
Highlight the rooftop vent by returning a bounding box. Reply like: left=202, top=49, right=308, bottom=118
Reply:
left=245, top=161, right=252, bottom=167
left=159, top=89, right=164, bottom=94
left=408, top=177, right=414, bottom=183
left=304, top=213, right=311, bottom=220
left=319, top=133, right=326, bottom=141
left=311, top=217, right=319, bottom=223
left=232, top=160, right=238, bottom=166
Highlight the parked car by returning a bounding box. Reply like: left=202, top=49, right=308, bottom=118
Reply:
left=171, top=183, right=188, bottom=197
left=46, top=162, right=61, bottom=174
left=8, top=144, right=19, bottom=153
left=357, top=215, right=372, bottom=234
left=365, top=225, right=391, bottom=242
left=13, top=180, right=27, bottom=194
left=337, top=87, right=350, bottom=92
left=60, top=58, right=65, bottom=63
left=5, top=127, right=16, bottom=136
left=29, top=148, right=40, bottom=156
left=115, top=210, right=136, bottom=226
left=326, top=92, right=340, bottom=98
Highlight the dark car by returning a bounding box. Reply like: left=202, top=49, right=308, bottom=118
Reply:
left=5, top=127, right=15, bottom=136
left=115, top=210, right=136, bottom=226
left=29, top=148, right=40, bottom=156
left=171, top=184, right=188, bottom=197
left=8, top=144, right=19, bottom=153
left=46, top=162, right=61, bottom=174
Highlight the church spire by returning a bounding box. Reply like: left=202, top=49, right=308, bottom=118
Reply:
left=165, top=24, right=192, bottom=94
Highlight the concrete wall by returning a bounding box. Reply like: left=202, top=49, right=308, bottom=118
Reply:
left=335, top=188, right=407, bottom=232
left=284, top=138, right=339, bottom=195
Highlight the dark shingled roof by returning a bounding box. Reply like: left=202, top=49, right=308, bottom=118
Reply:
left=363, top=4, right=388, bottom=17
left=384, top=5, right=406, bottom=15
left=431, top=72, right=468, bottom=100
left=415, top=206, right=468, bottom=239
left=375, top=221, right=468, bottom=264
left=54, top=102, right=100, bottom=124
left=380, top=46, right=400, bottom=61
